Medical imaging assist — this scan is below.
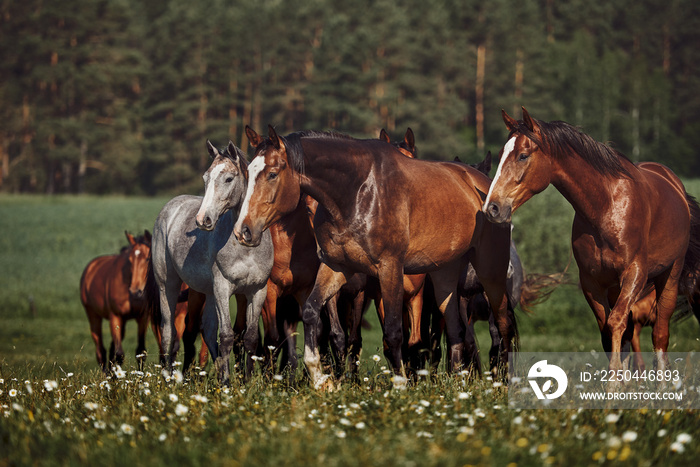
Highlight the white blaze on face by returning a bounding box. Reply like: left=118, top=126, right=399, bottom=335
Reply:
left=483, top=136, right=516, bottom=211
left=235, top=156, right=266, bottom=231
left=196, top=163, right=226, bottom=222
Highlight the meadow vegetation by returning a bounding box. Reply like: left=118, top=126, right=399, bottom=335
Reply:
left=1, top=191, right=700, bottom=465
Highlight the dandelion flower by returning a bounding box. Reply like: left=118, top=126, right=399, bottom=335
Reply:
left=172, top=370, right=184, bottom=384
left=158, top=434, right=167, bottom=442
left=114, top=367, right=126, bottom=379
left=120, top=423, right=134, bottom=435
left=94, top=421, right=106, bottom=430
left=355, top=422, right=366, bottom=429
left=175, top=403, right=188, bottom=416
left=622, top=431, right=638, bottom=443
left=657, top=429, right=668, bottom=437
left=676, top=433, right=692, bottom=444
left=140, top=416, right=149, bottom=423
left=169, top=394, right=179, bottom=403
left=8, top=389, right=17, bottom=397
left=372, top=355, right=381, bottom=362
left=336, top=430, right=347, bottom=439
left=339, top=418, right=351, bottom=426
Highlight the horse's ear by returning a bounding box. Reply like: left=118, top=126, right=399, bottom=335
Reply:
left=125, top=231, right=136, bottom=246
left=522, top=107, right=537, bottom=132
left=379, top=129, right=390, bottom=143
left=228, top=140, right=248, bottom=169
left=502, top=109, right=518, bottom=132
left=206, top=140, right=218, bottom=158
left=483, top=151, right=492, bottom=174
left=404, top=128, right=415, bottom=151
left=143, top=230, right=152, bottom=246
left=453, top=156, right=462, bottom=163
left=268, top=125, right=283, bottom=150
left=245, top=126, right=263, bottom=148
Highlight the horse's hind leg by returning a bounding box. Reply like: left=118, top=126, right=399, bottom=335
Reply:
left=652, top=260, right=683, bottom=371
left=183, top=289, right=206, bottom=373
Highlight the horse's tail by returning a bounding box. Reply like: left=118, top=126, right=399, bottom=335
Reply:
left=680, top=193, right=700, bottom=301
left=518, top=272, right=570, bottom=314
left=144, top=259, right=162, bottom=335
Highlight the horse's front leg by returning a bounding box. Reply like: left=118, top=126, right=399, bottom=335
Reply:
left=378, top=262, right=408, bottom=386
left=302, top=263, right=349, bottom=389
left=136, top=312, right=149, bottom=371
left=606, top=264, right=647, bottom=380
left=428, top=260, right=466, bottom=374
left=244, top=284, right=269, bottom=379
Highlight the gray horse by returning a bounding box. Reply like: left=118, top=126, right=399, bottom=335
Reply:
left=151, top=140, right=273, bottom=384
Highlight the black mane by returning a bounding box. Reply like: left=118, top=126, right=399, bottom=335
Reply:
left=279, top=130, right=354, bottom=175
left=511, top=119, right=634, bottom=178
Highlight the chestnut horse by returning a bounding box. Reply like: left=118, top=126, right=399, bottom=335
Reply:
left=80, top=231, right=152, bottom=373
left=235, top=126, right=511, bottom=388
left=483, top=108, right=700, bottom=378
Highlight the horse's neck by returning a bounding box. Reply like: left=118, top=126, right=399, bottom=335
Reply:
left=551, top=157, right=617, bottom=227
left=299, top=146, right=371, bottom=227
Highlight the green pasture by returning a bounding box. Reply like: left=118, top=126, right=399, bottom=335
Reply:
left=1, top=191, right=700, bottom=465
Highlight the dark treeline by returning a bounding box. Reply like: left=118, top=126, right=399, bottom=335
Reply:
left=1, top=0, right=699, bottom=195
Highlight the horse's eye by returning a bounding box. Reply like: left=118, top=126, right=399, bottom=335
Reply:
left=268, top=172, right=278, bottom=181
left=225, top=177, right=234, bottom=183
left=518, top=153, right=529, bottom=161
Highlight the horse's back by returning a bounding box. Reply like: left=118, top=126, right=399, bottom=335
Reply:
left=396, top=157, right=498, bottom=271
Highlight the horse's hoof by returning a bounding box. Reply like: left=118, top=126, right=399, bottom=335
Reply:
left=313, top=374, right=335, bottom=391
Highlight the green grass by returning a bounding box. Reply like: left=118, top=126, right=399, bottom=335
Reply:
left=1, top=193, right=700, bottom=466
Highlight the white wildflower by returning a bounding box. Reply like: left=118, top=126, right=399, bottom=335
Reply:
left=622, top=431, right=638, bottom=443
left=175, top=403, right=188, bottom=416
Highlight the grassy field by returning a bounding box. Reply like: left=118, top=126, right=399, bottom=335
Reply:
left=1, top=192, right=700, bottom=466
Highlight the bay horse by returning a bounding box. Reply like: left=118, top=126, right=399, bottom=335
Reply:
left=80, top=230, right=152, bottom=373
left=151, top=141, right=273, bottom=384
left=483, top=108, right=700, bottom=379
left=235, top=126, right=512, bottom=388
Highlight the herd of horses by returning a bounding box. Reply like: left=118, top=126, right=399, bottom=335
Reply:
left=80, top=108, right=700, bottom=389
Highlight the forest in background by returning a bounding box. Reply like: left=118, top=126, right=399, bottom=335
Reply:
left=1, top=0, right=699, bottom=195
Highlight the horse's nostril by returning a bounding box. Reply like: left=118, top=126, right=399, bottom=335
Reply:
left=488, top=202, right=500, bottom=218
left=242, top=225, right=252, bottom=243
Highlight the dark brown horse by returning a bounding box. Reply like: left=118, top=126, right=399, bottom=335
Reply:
left=235, top=126, right=511, bottom=388
left=483, top=108, right=700, bottom=379
left=261, top=194, right=322, bottom=373
left=80, top=231, right=152, bottom=373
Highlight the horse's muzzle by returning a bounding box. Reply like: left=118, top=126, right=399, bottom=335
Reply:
left=484, top=201, right=512, bottom=224
left=195, top=215, right=215, bottom=231
left=235, top=224, right=259, bottom=247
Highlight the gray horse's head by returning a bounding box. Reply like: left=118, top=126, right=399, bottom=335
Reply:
left=195, top=140, right=249, bottom=231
